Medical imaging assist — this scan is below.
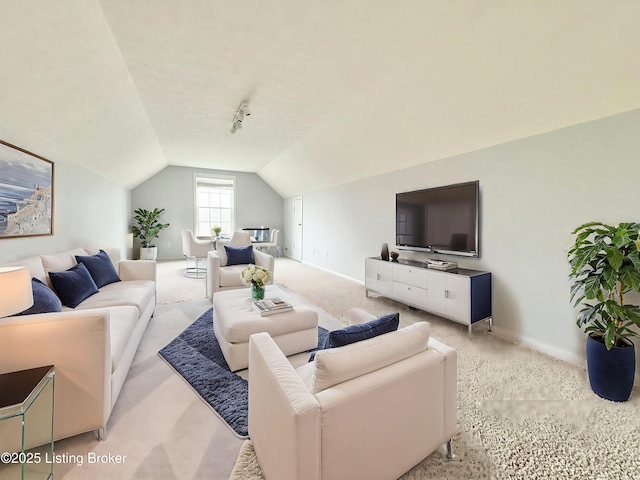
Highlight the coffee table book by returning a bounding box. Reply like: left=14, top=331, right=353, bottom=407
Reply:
left=253, top=298, right=294, bottom=316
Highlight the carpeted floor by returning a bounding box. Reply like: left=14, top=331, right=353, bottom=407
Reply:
left=40, top=258, right=640, bottom=480
left=230, top=259, right=640, bottom=480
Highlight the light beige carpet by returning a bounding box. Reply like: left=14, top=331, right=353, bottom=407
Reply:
left=29, top=258, right=640, bottom=480
left=230, top=259, right=640, bottom=480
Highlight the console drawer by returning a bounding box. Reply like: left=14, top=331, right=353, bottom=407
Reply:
left=392, top=282, right=428, bottom=310
left=393, top=263, right=429, bottom=287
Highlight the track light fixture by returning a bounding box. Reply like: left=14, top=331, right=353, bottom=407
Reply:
left=231, top=101, right=250, bottom=134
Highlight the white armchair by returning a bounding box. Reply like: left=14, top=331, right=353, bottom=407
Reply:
left=248, top=309, right=457, bottom=480
left=207, top=232, right=275, bottom=300
left=256, top=229, right=281, bottom=257
left=182, top=230, right=212, bottom=278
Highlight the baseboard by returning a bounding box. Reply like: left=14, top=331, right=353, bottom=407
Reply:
left=300, top=260, right=363, bottom=284
left=293, top=258, right=640, bottom=388
left=490, top=326, right=640, bottom=386
left=490, top=325, right=585, bottom=369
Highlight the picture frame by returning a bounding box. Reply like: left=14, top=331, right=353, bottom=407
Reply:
left=0, top=139, right=54, bottom=239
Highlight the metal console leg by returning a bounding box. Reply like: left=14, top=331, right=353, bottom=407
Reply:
left=446, top=439, right=453, bottom=459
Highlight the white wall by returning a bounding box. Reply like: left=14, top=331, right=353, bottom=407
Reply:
left=0, top=156, right=131, bottom=264
left=293, top=109, right=640, bottom=370
left=132, top=166, right=284, bottom=259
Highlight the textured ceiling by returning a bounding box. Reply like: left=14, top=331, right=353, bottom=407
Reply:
left=1, top=1, right=639, bottom=197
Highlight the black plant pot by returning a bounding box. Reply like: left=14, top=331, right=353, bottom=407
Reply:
left=586, top=334, right=636, bottom=402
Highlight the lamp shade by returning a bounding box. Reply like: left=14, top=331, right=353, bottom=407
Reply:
left=0, top=266, right=33, bottom=317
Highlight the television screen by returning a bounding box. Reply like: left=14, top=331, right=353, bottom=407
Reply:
left=396, top=181, right=479, bottom=257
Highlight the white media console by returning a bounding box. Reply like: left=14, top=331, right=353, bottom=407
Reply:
left=365, top=257, right=492, bottom=334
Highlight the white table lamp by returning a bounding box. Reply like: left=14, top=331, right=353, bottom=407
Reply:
left=0, top=266, right=33, bottom=318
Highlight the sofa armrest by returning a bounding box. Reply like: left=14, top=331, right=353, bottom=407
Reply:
left=347, top=307, right=377, bottom=325
left=427, top=337, right=458, bottom=440
left=254, top=250, right=274, bottom=284
left=249, top=332, right=321, bottom=480
left=207, top=251, right=221, bottom=299
left=118, top=260, right=156, bottom=282
left=0, top=310, right=111, bottom=449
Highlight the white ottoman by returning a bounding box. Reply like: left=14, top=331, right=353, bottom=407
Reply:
left=213, top=286, right=319, bottom=371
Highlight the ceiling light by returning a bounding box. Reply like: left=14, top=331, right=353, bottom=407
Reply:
left=230, top=100, right=250, bottom=134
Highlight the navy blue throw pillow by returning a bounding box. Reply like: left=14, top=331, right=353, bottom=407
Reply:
left=49, top=263, right=99, bottom=308
left=75, top=249, right=120, bottom=288
left=225, top=245, right=255, bottom=266
left=14, top=278, right=62, bottom=316
left=325, top=313, right=400, bottom=349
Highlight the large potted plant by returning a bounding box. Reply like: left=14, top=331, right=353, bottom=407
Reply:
left=131, top=208, right=170, bottom=260
left=568, top=221, right=640, bottom=401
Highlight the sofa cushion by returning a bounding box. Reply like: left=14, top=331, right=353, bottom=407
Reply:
left=14, top=278, right=62, bottom=316
left=225, top=245, right=254, bottom=266
left=49, top=263, right=99, bottom=308
left=216, top=240, right=230, bottom=266
left=75, top=249, right=121, bottom=288
left=41, top=248, right=87, bottom=273
left=325, top=312, right=399, bottom=349
left=41, top=248, right=87, bottom=289
left=219, top=264, right=247, bottom=287
left=74, top=279, right=156, bottom=314
left=311, top=322, right=430, bottom=394
left=2, top=256, right=47, bottom=284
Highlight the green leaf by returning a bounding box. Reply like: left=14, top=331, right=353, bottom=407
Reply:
left=606, top=247, right=624, bottom=272
left=571, top=222, right=605, bottom=235
left=621, top=266, right=640, bottom=292
left=603, top=322, right=617, bottom=350
left=613, top=229, right=631, bottom=248
left=606, top=247, right=624, bottom=271
left=601, top=267, right=618, bottom=292
left=576, top=304, right=599, bottom=326
left=583, top=275, right=601, bottom=300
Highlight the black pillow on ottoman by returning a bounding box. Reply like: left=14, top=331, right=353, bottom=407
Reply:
left=49, top=263, right=99, bottom=308
left=14, top=278, right=62, bottom=316
left=75, top=249, right=120, bottom=288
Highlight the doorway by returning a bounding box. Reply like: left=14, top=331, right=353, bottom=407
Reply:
left=292, top=196, right=303, bottom=262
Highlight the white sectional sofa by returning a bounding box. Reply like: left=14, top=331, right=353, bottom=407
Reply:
left=0, top=248, right=156, bottom=448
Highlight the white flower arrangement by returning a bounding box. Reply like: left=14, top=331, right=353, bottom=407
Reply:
left=240, top=264, right=271, bottom=287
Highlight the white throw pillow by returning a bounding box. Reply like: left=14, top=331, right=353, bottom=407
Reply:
left=216, top=240, right=229, bottom=267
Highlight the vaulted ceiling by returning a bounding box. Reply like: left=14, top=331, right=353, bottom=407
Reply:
left=2, top=1, right=639, bottom=198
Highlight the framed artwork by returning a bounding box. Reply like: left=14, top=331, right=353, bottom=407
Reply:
left=0, top=139, right=54, bottom=238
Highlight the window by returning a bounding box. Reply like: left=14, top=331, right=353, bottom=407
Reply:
left=194, top=175, right=235, bottom=237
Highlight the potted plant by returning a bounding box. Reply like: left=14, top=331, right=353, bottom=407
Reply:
left=131, top=208, right=170, bottom=260
left=212, top=226, right=222, bottom=239
left=567, top=221, right=640, bottom=401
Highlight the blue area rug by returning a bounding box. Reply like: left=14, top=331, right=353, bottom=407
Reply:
left=158, top=307, right=329, bottom=438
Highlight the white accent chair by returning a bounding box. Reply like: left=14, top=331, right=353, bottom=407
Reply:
left=206, top=231, right=274, bottom=300
left=181, top=230, right=212, bottom=278
left=248, top=308, right=457, bottom=480
left=257, top=229, right=281, bottom=257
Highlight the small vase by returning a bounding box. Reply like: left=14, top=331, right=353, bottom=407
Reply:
left=251, top=283, right=265, bottom=301
left=381, top=243, right=389, bottom=261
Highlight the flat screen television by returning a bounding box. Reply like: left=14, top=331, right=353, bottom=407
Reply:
left=396, top=180, right=479, bottom=257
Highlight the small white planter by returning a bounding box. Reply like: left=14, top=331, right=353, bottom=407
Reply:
left=140, top=247, right=158, bottom=260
